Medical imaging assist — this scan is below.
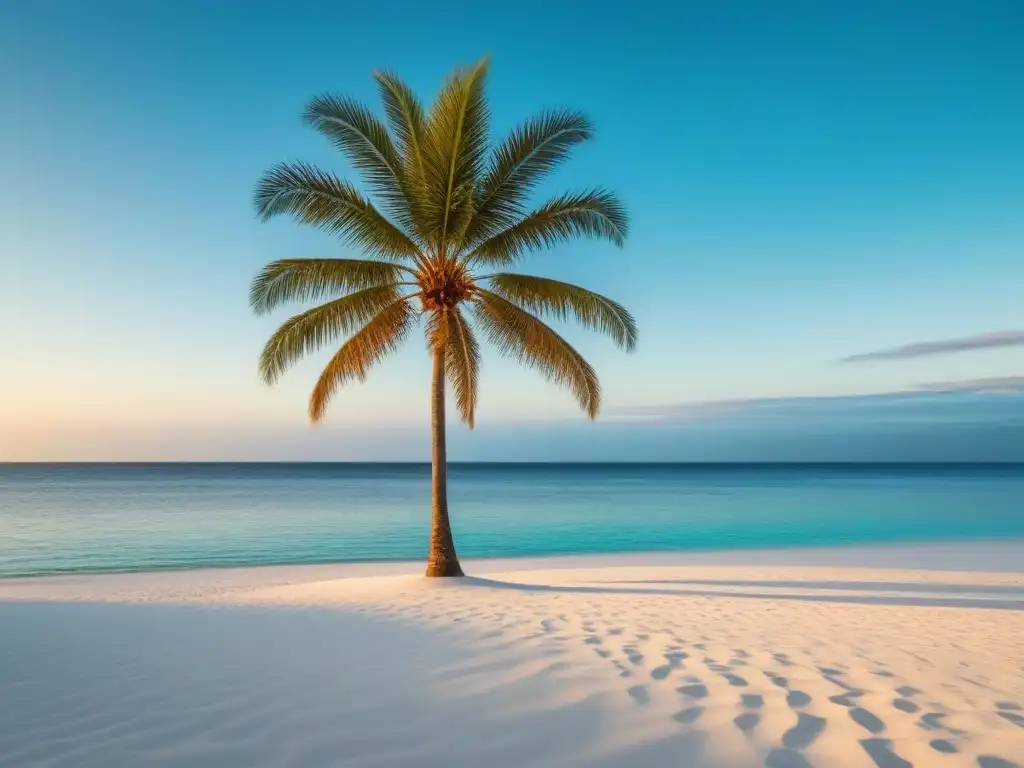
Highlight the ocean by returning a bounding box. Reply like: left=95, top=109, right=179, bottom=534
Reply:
left=1, top=463, right=1022, bottom=578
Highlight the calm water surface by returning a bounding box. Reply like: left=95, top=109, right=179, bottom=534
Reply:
left=1, top=463, right=1022, bottom=577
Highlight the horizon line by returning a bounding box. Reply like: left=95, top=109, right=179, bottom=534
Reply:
left=4, top=460, right=1024, bottom=467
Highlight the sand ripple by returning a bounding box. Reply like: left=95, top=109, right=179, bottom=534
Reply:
left=2, top=554, right=1023, bottom=767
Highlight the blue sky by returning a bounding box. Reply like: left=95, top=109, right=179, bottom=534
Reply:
left=1, top=0, right=1022, bottom=460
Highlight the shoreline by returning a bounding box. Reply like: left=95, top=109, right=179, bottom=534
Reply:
left=3, top=537, right=1023, bottom=586
left=1, top=542, right=1022, bottom=608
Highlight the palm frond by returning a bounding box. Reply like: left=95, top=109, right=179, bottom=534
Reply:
left=302, top=95, right=414, bottom=232
left=309, top=298, right=415, bottom=422
left=372, top=70, right=436, bottom=240
left=258, top=285, right=404, bottom=385
left=465, top=189, right=627, bottom=266
left=485, top=273, right=637, bottom=351
left=464, top=110, right=592, bottom=244
left=473, top=289, right=600, bottom=418
left=421, top=56, right=491, bottom=251
left=373, top=70, right=428, bottom=181
left=444, top=308, right=481, bottom=427
left=424, top=306, right=449, bottom=351
left=250, top=258, right=411, bottom=315
left=254, top=162, right=421, bottom=261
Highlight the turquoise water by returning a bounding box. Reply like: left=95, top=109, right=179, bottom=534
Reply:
left=1, top=463, right=1022, bottom=578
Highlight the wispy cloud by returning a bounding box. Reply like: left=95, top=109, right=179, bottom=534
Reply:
left=610, top=376, right=1024, bottom=423
left=917, top=376, right=1024, bottom=393
left=840, top=331, right=1024, bottom=363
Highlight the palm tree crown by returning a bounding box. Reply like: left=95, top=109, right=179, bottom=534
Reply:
left=250, top=55, right=636, bottom=427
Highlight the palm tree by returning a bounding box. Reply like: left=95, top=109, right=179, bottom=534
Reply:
left=251, top=56, right=636, bottom=577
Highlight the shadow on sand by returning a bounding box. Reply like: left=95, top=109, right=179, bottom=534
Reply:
left=459, top=577, right=1024, bottom=611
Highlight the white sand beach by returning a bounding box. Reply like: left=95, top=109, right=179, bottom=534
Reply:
left=2, top=543, right=1022, bottom=768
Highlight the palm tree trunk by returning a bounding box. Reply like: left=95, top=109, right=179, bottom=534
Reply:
left=426, top=347, right=464, bottom=577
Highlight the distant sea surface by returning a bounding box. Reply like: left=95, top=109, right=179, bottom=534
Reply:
left=1, top=463, right=1022, bottom=578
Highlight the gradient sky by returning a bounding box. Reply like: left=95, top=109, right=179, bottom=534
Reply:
left=2, top=0, right=1022, bottom=461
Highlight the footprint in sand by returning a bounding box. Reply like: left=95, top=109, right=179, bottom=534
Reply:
left=860, top=738, right=912, bottom=768
left=930, top=739, right=957, bottom=754
left=997, top=710, right=1024, bottom=728
left=623, top=646, right=644, bottom=665
left=783, top=713, right=826, bottom=750
left=787, top=690, right=812, bottom=708
left=584, top=635, right=602, bottom=645
left=918, top=712, right=947, bottom=732
left=651, top=665, right=672, bottom=681
left=722, top=673, right=748, bottom=687
left=893, top=698, right=918, bottom=714
left=895, top=685, right=920, bottom=697
left=823, top=673, right=859, bottom=692
left=850, top=708, right=886, bottom=735
left=829, top=690, right=864, bottom=708
left=673, top=706, right=704, bottom=725
left=734, top=712, right=760, bottom=733
left=995, top=701, right=1024, bottom=728
left=741, top=693, right=764, bottom=709
left=767, top=674, right=789, bottom=689
left=627, top=685, right=650, bottom=706
left=977, top=758, right=1021, bottom=768
left=677, top=683, right=709, bottom=700
left=595, top=649, right=612, bottom=659
left=764, top=748, right=813, bottom=768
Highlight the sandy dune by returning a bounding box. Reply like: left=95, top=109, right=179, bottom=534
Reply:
left=2, top=544, right=1022, bottom=767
